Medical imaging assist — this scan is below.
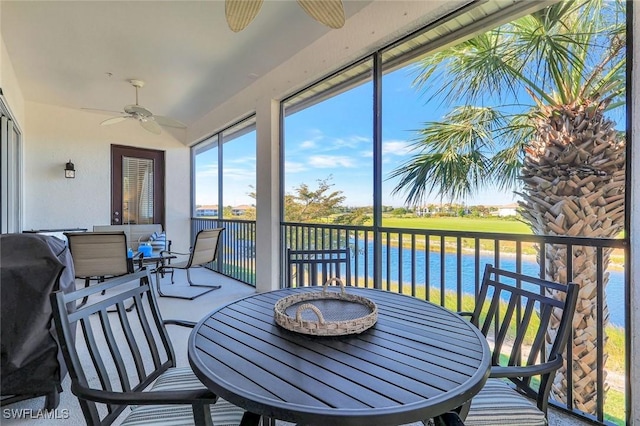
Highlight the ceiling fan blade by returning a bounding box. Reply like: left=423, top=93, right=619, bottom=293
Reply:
left=101, top=116, right=130, bottom=126
left=139, top=118, right=162, bottom=135
left=154, top=115, right=187, bottom=129
left=225, top=0, right=263, bottom=32
left=297, top=0, right=345, bottom=29
left=82, top=107, right=125, bottom=115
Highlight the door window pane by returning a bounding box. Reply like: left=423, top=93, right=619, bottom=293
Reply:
left=122, top=156, right=154, bottom=225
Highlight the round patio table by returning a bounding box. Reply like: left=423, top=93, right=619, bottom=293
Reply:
left=189, top=286, right=491, bottom=426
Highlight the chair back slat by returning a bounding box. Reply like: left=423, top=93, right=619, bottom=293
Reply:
left=492, top=294, right=519, bottom=365
left=472, top=264, right=579, bottom=413
left=479, top=287, right=501, bottom=337
left=68, top=285, right=145, bottom=323
left=50, top=269, right=177, bottom=425
left=286, top=248, right=351, bottom=287
left=98, top=309, right=132, bottom=392
left=74, top=318, right=107, bottom=421
left=189, top=228, right=223, bottom=267
left=508, top=298, right=536, bottom=366
left=527, top=303, right=553, bottom=367
left=135, top=292, right=165, bottom=370
left=80, top=317, right=115, bottom=416
left=115, top=302, right=147, bottom=381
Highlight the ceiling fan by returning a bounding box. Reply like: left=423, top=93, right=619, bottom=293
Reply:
left=97, top=79, right=186, bottom=135
left=225, top=0, right=345, bottom=32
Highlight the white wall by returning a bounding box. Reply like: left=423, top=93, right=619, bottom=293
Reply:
left=23, top=102, right=192, bottom=251
left=1, top=36, right=25, bottom=128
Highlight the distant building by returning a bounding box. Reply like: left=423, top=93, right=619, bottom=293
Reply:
left=195, top=205, right=218, bottom=217
left=495, top=203, right=518, bottom=217
left=232, top=205, right=255, bottom=216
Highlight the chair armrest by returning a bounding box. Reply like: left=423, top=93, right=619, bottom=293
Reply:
left=164, top=319, right=196, bottom=328
left=489, top=355, right=563, bottom=379
left=160, top=250, right=190, bottom=257
left=457, top=311, right=473, bottom=318
left=74, top=384, right=217, bottom=405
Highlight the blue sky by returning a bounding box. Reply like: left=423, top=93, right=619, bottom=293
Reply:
left=195, top=0, right=627, bottom=210
left=195, top=65, right=523, bottom=208
left=281, top=66, right=521, bottom=208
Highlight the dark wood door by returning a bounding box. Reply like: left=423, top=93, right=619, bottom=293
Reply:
left=111, top=145, right=165, bottom=226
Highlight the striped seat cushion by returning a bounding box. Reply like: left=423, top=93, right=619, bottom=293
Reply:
left=121, top=367, right=247, bottom=426
left=464, top=379, right=547, bottom=426
left=147, top=231, right=167, bottom=250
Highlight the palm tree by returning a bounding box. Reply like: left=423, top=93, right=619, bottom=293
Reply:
left=390, top=0, right=626, bottom=413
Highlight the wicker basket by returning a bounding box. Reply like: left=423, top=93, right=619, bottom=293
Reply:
left=274, top=278, right=377, bottom=336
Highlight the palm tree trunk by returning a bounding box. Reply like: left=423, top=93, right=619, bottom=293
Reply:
left=518, top=99, right=625, bottom=414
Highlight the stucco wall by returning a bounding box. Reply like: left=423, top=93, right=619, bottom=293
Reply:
left=23, top=102, right=192, bottom=251
left=1, top=37, right=25, bottom=127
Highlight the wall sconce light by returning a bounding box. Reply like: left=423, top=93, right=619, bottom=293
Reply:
left=64, top=160, right=76, bottom=178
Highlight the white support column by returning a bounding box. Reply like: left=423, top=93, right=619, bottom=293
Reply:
left=630, top=4, right=639, bottom=424
left=255, top=98, right=280, bottom=292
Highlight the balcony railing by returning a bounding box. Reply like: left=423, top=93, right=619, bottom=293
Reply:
left=281, top=221, right=628, bottom=426
left=191, top=217, right=629, bottom=425
left=192, top=218, right=256, bottom=286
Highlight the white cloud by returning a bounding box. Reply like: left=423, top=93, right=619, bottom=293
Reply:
left=227, top=156, right=256, bottom=165
left=223, top=167, right=255, bottom=180
left=285, top=161, right=308, bottom=173
left=300, top=140, right=316, bottom=149
left=382, top=140, right=413, bottom=156
left=358, top=140, right=411, bottom=158
left=195, top=164, right=218, bottom=178
left=330, top=135, right=371, bottom=150
left=308, top=155, right=356, bottom=168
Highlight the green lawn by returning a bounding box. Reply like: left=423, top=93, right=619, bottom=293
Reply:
left=378, top=215, right=625, bottom=269
left=381, top=216, right=532, bottom=234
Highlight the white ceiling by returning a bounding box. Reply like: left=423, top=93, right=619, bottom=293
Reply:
left=1, top=0, right=372, bottom=126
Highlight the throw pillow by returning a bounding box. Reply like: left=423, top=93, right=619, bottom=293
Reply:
left=148, top=232, right=167, bottom=250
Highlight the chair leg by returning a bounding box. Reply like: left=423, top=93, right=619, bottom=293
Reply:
left=154, top=267, right=218, bottom=299
left=155, top=268, right=167, bottom=297
left=44, top=389, right=60, bottom=411
left=433, top=412, right=465, bottom=426
left=186, top=268, right=221, bottom=290
left=77, top=278, right=91, bottom=308
left=240, top=412, right=262, bottom=426
left=191, top=402, right=213, bottom=426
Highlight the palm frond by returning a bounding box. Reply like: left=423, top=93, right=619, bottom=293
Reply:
left=397, top=0, right=626, bottom=204
left=388, top=106, right=506, bottom=204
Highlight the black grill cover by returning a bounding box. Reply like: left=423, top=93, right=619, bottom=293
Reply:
left=1, top=234, right=76, bottom=398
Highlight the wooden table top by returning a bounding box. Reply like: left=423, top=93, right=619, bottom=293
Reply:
left=188, top=287, right=490, bottom=426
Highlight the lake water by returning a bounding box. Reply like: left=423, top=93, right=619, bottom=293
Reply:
left=350, top=244, right=626, bottom=326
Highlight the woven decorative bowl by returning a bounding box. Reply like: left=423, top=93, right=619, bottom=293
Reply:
left=274, top=278, right=378, bottom=336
